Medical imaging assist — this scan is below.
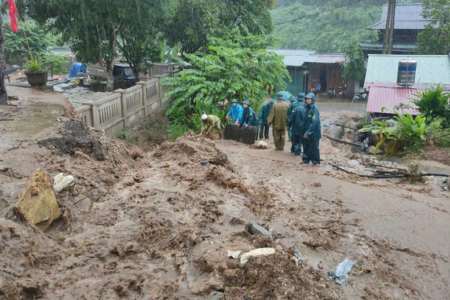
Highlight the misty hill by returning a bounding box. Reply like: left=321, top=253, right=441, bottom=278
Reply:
left=271, top=0, right=421, bottom=52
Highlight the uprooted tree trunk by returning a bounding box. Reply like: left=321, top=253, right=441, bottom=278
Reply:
left=0, top=14, right=8, bottom=105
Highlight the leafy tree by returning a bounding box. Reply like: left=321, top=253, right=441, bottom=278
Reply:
left=415, top=0, right=450, bottom=54
left=340, top=37, right=366, bottom=83
left=17, top=0, right=177, bottom=91
left=160, top=32, right=290, bottom=131
left=2, top=20, right=55, bottom=65
left=42, top=53, right=70, bottom=77
left=164, top=0, right=276, bottom=53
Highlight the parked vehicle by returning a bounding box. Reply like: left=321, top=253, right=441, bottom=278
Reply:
left=328, top=87, right=336, bottom=98
left=339, top=85, right=347, bottom=98
left=87, top=62, right=136, bottom=89
left=352, top=90, right=368, bottom=102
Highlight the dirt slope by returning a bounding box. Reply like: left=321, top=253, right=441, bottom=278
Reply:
left=1, top=108, right=450, bottom=299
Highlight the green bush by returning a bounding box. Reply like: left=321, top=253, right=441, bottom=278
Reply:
left=160, top=31, right=289, bottom=130
left=24, top=59, right=45, bottom=73
left=412, top=85, right=450, bottom=128
left=360, top=108, right=428, bottom=157
left=167, top=124, right=190, bottom=141
left=432, top=129, right=450, bottom=147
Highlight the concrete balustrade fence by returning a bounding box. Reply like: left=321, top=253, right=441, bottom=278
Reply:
left=76, top=74, right=171, bottom=137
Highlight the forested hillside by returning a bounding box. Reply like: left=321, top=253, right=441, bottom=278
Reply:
left=271, top=0, right=420, bottom=52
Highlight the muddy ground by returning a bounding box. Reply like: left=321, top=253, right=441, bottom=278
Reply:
left=1, top=95, right=450, bottom=299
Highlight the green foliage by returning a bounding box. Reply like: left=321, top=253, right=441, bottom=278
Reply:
left=271, top=0, right=383, bottom=52
left=340, top=38, right=366, bottom=82
left=360, top=108, right=428, bottom=157
left=42, top=53, right=70, bottom=76
left=116, top=128, right=129, bottom=140
left=415, top=0, right=450, bottom=54
left=167, top=124, right=190, bottom=141
left=160, top=32, right=290, bottom=130
left=164, top=0, right=276, bottom=53
left=128, top=135, right=140, bottom=144
left=412, top=85, right=450, bottom=127
left=2, top=20, right=55, bottom=65
left=24, top=59, right=45, bottom=73
left=17, top=0, right=178, bottom=89
left=432, top=129, right=450, bottom=147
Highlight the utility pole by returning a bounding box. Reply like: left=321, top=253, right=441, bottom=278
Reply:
left=387, top=0, right=396, bottom=54
left=382, top=0, right=396, bottom=55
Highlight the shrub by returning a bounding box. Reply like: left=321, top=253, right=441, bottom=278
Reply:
left=412, top=85, right=450, bottom=128
left=360, top=108, right=428, bottom=157
left=432, top=129, right=450, bottom=147
left=24, top=59, right=45, bottom=73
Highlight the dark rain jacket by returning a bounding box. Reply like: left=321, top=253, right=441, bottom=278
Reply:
left=259, top=101, right=274, bottom=125
left=287, top=104, right=308, bottom=136
left=241, top=107, right=259, bottom=126
left=286, top=101, right=304, bottom=125
left=304, top=102, right=321, bottom=139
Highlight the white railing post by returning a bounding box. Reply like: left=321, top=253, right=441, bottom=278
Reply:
left=115, top=89, right=127, bottom=127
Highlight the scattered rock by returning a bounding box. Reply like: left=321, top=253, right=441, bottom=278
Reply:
left=191, top=274, right=224, bottom=295
left=252, top=141, right=269, bottom=149
left=133, top=171, right=144, bottom=183
left=311, top=182, right=322, bottom=187
left=75, top=150, right=91, bottom=160
left=366, top=146, right=376, bottom=155
left=57, top=117, right=71, bottom=122
left=240, top=248, right=276, bottom=266
left=347, top=160, right=360, bottom=167
left=247, top=223, right=273, bottom=240
left=227, top=250, right=241, bottom=259
left=13, top=169, right=60, bottom=231
left=53, top=173, right=75, bottom=193
left=0, top=165, right=10, bottom=171
left=123, top=176, right=135, bottom=187
left=208, top=291, right=225, bottom=300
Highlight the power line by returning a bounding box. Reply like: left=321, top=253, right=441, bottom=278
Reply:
left=273, top=0, right=367, bottom=26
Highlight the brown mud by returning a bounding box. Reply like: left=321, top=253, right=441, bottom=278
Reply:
left=1, top=103, right=450, bottom=299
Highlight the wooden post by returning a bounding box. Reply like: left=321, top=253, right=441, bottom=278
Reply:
left=388, top=0, right=396, bottom=54
left=382, top=0, right=394, bottom=55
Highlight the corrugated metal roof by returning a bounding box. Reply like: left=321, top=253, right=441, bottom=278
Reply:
left=367, top=3, right=435, bottom=30
left=366, top=86, right=420, bottom=114
left=269, top=49, right=316, bottom=67
left=304, top=55, right=346, bottom=64
left=364, top=55, right=450, bottom=86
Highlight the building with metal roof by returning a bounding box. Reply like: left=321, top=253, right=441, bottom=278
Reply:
left=362, top=3, right=434, bottom=55
left=269, top=50, right=350, bottom=96
left=364, top=54, right=450, bottom=114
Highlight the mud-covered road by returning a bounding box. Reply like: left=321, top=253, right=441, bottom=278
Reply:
left=1, top=98, right=450, bottom=299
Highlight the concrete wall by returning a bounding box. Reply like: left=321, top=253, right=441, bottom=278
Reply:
left=76, top=74, right=171, bottom=137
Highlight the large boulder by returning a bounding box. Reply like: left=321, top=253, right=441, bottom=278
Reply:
left=13, top=169, right=60, bottom=231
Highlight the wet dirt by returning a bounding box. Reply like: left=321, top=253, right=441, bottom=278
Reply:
left=1, top=105, right=450, bottom=299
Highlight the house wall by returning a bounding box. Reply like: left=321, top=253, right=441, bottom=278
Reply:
left=307, top=63, right=353, bottom=95
left=286, top=66, right=306, bottom=95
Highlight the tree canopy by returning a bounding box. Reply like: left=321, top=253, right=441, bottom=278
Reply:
left=160, top=31, right=289, bottom=131
left=164, top=0, right=276, bottom=53
left=415, top=0, right=450, bottom=54
left=16, top=0, right=177, bottom=90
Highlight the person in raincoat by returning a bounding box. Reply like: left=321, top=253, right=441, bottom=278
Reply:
left=226, top=99, right=243, bottom=125
left=301, top=93, right=321, bottom=166
left=268, top=92, right=289, bottom=151
left=286, top=96, right=296, bottom=142
left=286, top=93, right=305, bottom=152
left=240, top=100, right=259, bottom=139
left=286, top=93, right=306, bottom=156
left=200, top=114, right=223, bottom=139
left=286, top=93, right=306, bottom=155
left=259, top=100, right=274, bottom=140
